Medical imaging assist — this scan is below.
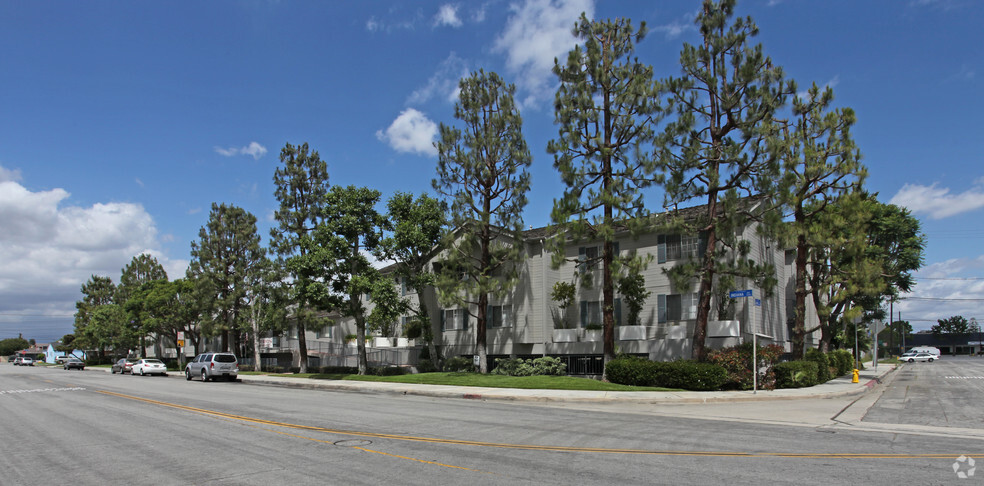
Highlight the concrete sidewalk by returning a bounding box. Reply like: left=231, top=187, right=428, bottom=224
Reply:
left=237, top=361, right=897, bottom=404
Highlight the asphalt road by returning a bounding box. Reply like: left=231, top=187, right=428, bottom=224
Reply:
left=0, top=362, right=980, bottom=485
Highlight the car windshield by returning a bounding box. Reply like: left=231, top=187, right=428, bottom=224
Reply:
left=214, top=355, right=236, bottom=363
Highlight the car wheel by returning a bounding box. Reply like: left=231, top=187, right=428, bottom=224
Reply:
left=201, top=369, right=209, bottom=382
left=140, top=369, right=145, bottom=376
left=908, top=358, right=914, bottom=362
left=185, top=369, right=191, bottom=381
left=928, top=358, right=934, bottom=362
left=112, top=368, right=117, bottom=374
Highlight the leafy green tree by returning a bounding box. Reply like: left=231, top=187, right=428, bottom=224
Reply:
left=73, top=275, right=117, bottom=355
left=772, top=83, right=866, bottom=355
left=932, top=316, right=970, bottom=336
left=547, top=14, right=662, bottom=373
left=0, top=337, right=30, bottom=357
left=805, top=194, right=924, bottom=355
left=301, top=185, right=401, bottom=375
left=433, top=70, right=532, bottom=373
left=125, top=278, right=202, bottom=367
left=187, top=203, right=265, bottom=356
left=90, top=304, right=134, bottom=358
left=381, top=192, right=448, bottom=369
left=270, top=142, right=330, bottom=373
left=117, top=254, right=167, bottom=354
left=652, top=0, right=790, bottom=361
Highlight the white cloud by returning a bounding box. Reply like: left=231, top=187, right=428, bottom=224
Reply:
left=214, top=141, right=268, bottom=160
left=0, top=167, right=182, bottom=341
left=407, top=52, right=469, bottom=105
left=376, top=109, right=439, bottom=157
left=889, top=181, right=984, bottom=219
left=434, top=4, right=462, bottom=28
left=653, top=10, right=698, bottom=39
left=899, top=258, right=984, bottom=331
left=0, top=165, right=23, bottom=182
left=492, top=0, right=594, bottom=109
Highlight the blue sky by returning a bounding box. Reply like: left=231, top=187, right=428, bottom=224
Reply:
left=1, top=0, right=982, bottom=343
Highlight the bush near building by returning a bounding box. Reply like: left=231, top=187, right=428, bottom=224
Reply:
left=605, top=356, right=728, bottom=391
left=708, top=343, right=785, bottom=390
left=773, top=361, right=819, bottom=388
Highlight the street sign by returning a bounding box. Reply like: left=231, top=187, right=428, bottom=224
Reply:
left=177, top=340, right=184, bottom=347
left=754, top=298, right=761, bottom=307
left=729, top=289, right=753, bottom=298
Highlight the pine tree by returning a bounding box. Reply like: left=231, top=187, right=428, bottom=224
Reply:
left=773, top=83, right=866, bottom=355
left=187, top=203, right=264, bottom=355
left=548, top=14, right=662, bottom=374
left=433, top=70, right=531, bottom=373
left=653, top=0, right=791, bottom=361
left=270, top=142, right=330, bottom=373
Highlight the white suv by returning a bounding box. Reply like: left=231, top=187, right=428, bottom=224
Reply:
left=185, top=353, right=238, bottom=382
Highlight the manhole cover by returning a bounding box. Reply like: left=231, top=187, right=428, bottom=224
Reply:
left=334, top=439, right=372, bottom=447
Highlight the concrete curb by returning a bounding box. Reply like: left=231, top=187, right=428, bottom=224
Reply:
left=236, top=363, right=899, bottom=404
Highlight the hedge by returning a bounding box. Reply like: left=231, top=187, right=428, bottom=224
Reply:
left=606, top=356, right=728, bottom=391
left=774, top=361, right=819, bottom=388
left=804, top=348, right=831, bottom=383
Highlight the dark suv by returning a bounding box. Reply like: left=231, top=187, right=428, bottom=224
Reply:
left=185, top=353, right=239, bottom=382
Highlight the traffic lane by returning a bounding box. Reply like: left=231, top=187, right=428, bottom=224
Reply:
left=863, top=356, right=984, bottom=428
left=3, top=365, right=982, bottom=484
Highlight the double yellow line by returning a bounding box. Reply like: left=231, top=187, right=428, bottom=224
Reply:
left=97, top=390, right=978, bottom=461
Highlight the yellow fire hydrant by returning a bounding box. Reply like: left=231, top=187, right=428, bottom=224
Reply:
left=852, top=369, right=859, bottom=383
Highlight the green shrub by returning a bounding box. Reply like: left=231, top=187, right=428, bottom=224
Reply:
left=416, top=359, right=438, bottom=373
left=666, top=360, right=728, bottom=391
left=708, top=343, right=784, bottom=390
left=605, top=356, right=657, bottom=386
left=531, top=357, right=566, bottom=376
left=491, top=357, right=567, bottom=376
left=774, top=361, right=819, bottom=388
left=491, top=357, right=533, bottom=376
left=444, top=356, right=473, bottom=372
left=829, top=349, right=853, bottom=376
left=606, top=356, right=727, bottom=391
left=804, top=349, right=831, bottom=383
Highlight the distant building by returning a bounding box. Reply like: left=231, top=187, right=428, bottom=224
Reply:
left=905, top=333, right=982, bottom=356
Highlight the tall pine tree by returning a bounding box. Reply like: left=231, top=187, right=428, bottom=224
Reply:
left=433, top=70, right=531, bottom=373
left=270, top=142, right=330, bottom=373
left=548, top=14, right=663, bottom=375
left=653, top=0, right=790, bottom=361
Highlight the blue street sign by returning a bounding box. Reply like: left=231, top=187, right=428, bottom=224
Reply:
left=729, top=289, right=753, bottom=298
left=754, top=298, right=761, bottom=307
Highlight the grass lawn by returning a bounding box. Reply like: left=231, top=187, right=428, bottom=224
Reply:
left=240, top=371, right=677, bottom=392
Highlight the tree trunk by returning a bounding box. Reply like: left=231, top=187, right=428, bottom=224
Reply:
left=693, top=195, right=718, bottom=362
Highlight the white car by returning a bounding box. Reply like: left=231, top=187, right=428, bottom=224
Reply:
left=131, top=359, right=168, bottom=376
left=900, top=352, right=936, bottom=363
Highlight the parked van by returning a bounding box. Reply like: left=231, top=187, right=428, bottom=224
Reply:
left=909, top=346, right=941, bottom=358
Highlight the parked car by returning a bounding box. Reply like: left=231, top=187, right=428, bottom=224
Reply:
left=55, top=356, right=70, bottom=365
left=18, top=356, right=34, bottom=366
left=185, top=353, right=238, bottom=382
left=131, top=359, right=167, bottom=376
left=901, top=352, right=936, bottom=362
left=63, top=358, right=85, bottom=370
left=111, top=358, right=137, bottom=374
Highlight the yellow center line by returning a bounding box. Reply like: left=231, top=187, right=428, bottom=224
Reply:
left=96, top=390, right=979, bottom=460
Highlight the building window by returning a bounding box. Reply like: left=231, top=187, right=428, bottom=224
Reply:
left=441, top=308, right=468, bottom=331
left=658, top=293, right=699, bottom=323
left=400, top=277, right=415, bottom=296
left=580, top=299, right=622, bottom=328
left=658, top=235, right=701, bottom=263
left=487, top=304, right=513, bottom=328
left=314, top=326, right=332, bottom=339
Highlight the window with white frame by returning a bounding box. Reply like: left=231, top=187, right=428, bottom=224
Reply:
left=487, top=304, right=513, bottom=328
left=314, top=326, right=332, bottom=339
left=658, top=292, right=699, bottom=323
left=658, top=234, right=701, bottom=262
left=441, top=308, right=468, bottom=331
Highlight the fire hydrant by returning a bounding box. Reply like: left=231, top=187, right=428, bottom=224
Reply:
left=852, top=369, right=859, bottom=383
